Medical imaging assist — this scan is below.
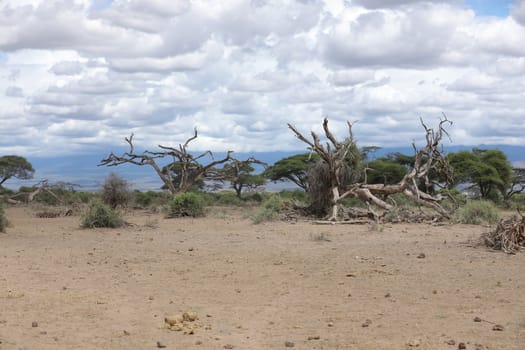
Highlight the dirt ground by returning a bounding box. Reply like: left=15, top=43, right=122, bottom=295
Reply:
left=1, top=206, right=524, bottom=350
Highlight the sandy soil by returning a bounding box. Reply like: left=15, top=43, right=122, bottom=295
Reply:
left=1, top=206, right=524, bottom=350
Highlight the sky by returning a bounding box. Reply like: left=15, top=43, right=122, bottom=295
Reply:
left=1, top=0, right=525, bottom=189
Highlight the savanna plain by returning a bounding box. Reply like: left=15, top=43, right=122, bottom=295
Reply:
left=1, top=206, right=524, bottom=350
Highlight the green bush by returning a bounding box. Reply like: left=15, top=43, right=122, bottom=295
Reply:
left=248, top=207, right=280, bottom=224
left=0, top=187, right=14, bottom=196
left=278, top=190, right=309, bottom=204
left=212, top=191, right=243, bottom=206
left=438, top=188, right=468, bottom=211
left=167, top=192, right=206, bottom=218
left=452, top=200, right=500, bottom=225
left=80, top=200, right=125, bottom=228
left=133, top=190, right=161, bottom=208
left=0, top=205, right=8, bottom=232
left=246, top=194, right=291, bottom=224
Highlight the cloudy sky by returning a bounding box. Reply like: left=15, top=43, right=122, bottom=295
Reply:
left=1, top=0, right=525, bottom=163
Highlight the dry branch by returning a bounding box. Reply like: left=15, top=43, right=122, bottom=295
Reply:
left=483, top=211, right=525, bottom=253
left=289, top=116, right=453, bottom=222
left=99, top=130, right=233, bottom=194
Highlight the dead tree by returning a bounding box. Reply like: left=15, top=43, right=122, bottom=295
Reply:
left=289, top=117, right=453, bottom=221
left=8, top=180, right=61, bottom=204
left=99, top=129, right=233, bottom=195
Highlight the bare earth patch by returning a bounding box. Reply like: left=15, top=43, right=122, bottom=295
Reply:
left=1, top=206, right=524, bottom=349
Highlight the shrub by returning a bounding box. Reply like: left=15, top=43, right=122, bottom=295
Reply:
left=0, top=204, right=8, bottom=232
left=167, top=192, right=206, bottom=218
left=212, top=191, right=243, bottom=206
left=278, top=190, right=309, bottom=205
left=81, top=200, right=125, bottom=228
left=133, top=190, right=161, bottom=208
left=246, top=194, right=291, bottom=224
left=438, top=188, right=468, bottom=212
left=249, top=207, right=280, bottom=224
left=102, top=172, right=130, bottom=209
left=245, top=192, right=264, bottom=203
left=452, top=200, right=500, bottom=225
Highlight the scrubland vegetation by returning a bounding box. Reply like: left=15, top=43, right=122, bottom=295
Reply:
left=1, top=118, right=524, bottom=252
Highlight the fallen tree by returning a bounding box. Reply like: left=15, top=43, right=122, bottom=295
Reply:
left=288, top=117, right=453, bottom=222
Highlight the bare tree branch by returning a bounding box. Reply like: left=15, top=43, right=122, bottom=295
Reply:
left=99, top=129, right=233, bottom=194
left=291, top=116, right=453, bottom=222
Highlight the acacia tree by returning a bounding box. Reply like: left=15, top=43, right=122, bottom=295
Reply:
left=447, top=149, right=512, bottom=200
left=222, top=158, right=267, bottom=198
left=264, top=153, right=320, bottom=191
left=0, top=155, right=34, bottom=188
left=289, top=117, right=452, bottom=221
left=99, top=129, right=232, bottom=195
left=365, top=155, right=409, bottom=185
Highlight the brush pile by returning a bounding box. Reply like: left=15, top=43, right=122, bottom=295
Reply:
left=483, top=211, right=525, bottom=254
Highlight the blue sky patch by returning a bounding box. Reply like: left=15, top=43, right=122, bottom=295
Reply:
left=466, top=0, right=513, bottom=17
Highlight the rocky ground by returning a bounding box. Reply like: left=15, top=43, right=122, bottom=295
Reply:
left=1, top=206, right=524, bottom=350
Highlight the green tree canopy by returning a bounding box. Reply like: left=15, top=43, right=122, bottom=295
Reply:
left=447, top=149, right=512, bottom=200
left=222, top=160, right=266, bottom=198
left=264, top=153, right=320, bottom=191
left=0, top=155, right=35, bottom=187
left=161, top=161, right=206, bottom=192
left=366, top=158, right=408, bottom=185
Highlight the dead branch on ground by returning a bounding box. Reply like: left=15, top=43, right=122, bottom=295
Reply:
left=483, top=211, right=525, bottom=253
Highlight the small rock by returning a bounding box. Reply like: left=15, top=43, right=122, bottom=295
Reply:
left=407, top=339, right=420, bottom=347
left=165, top=315, right=183, bottom=326
left=473, top=316, right=482, bottom=322
left=492, top=324, right=504, bottom=331
left=432, top=290, right=437, bottom=294
left=458, top=342, right=466, bottom=349
left=361, top=319, right=372, bottom=327
left=123, top=330, right=130, bottom=335
left=148, top=296, right=154, bottom=300
left=417, top=253, right=426, bottom=259
left=446, top=339, right=456, bottom=345
left=32, top=321, right=38, bottom=328
left=285, top=341, right=295, bottom=347
left=183, top=312, right=198, bottom=322
left=195, top=340, right=202, bottom=345
left=384, top=293, right=391, bottom=298
left=156, top=341, right=167, bottom=348
left=223, top=344, right=234, bottom=349
left=327, top=321, right=334, bottom=327
left=307, top=335, right=320, bottom=340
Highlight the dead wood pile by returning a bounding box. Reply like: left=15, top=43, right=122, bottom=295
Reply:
left=483, top=212, right=525, bottom=253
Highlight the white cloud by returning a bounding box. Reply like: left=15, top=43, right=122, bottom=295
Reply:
left=512, top=0, right=525, bottom=25
left=5, top=85, right=24, bottom=97
left=320, top=3, right=473, bottom=68
left=50, top=61, right=84, bottom=75
left=0, top=0, right=524, bottom=159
